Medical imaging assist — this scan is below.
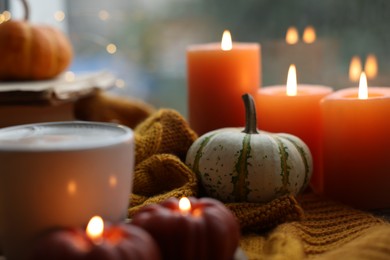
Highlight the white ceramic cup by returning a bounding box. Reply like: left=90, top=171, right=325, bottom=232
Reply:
left=0, top=121, right=134, bottom=260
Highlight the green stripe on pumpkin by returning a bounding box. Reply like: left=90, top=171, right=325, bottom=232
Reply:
left=272, top=135, right=291, bottom=196
left=192, top=133, right=217, bottom=177
left=281, top=136, right=310, bottom=194
left=232, top=134, right=252, bottom=201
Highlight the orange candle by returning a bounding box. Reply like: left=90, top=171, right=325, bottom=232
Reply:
left=321, top=72, right=390, bottom=209
left=187, top=30, right=261, bottom=135
left=256, top=65, right=333, bottom=191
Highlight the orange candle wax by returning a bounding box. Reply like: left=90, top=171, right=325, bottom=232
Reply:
left=256, top=65, right=333, bottom=191
left=187, top=31, right=261, bottom=135
left=321, top=82, right=390, bottom=209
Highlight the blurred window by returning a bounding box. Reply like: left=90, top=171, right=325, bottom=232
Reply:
left=4, top=0, right=390, bottom=116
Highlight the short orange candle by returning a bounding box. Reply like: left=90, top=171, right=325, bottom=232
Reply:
left=187, top=30, right=261, bottom=135
left=320, top=73, right=390, bottom=209
left=256, top=65, right=333, bottom=191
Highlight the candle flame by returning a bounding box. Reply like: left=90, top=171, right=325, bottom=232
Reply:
left=358, top=72, right=368, bottom=100
left=349, top=56, right=362, bottom=82
left=302, top=26, right=316, bottom=44
left=286, top=26, right=299, bottom=45
left=179, top=197, right=191, bottom=213
left=221, top=30, right=232, bottom=51
left=364, top=54, right=378, bottom=80
left=86, top=216, right=104, bottom=244
left=286, top=64, right=298, bottom=96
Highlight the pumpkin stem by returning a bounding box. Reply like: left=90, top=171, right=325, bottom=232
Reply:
left=242, top=93, right=259, bottom=134
left=21, top=0, right=30, bottom=21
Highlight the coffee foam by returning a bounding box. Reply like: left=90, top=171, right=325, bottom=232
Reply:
left=0, top=121, right=133, bottom=151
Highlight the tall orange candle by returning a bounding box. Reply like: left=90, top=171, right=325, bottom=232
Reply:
left=256, top=65, right=333, bottom=191
left=187, top=30, right=261, bottom=135
left=321, top=73, right=390, bottom=209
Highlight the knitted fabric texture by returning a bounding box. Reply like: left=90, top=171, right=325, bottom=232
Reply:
left=128, top=109, right=199, bottom=216
left=128, top=153, right=198, bottom=217
left=226, top=195, right=304, bottom=232
left=240, top=192, right=390, bottom=259
left=127, top=108, right=304, bottom=231
left=134, top=109, right=198, bottom=163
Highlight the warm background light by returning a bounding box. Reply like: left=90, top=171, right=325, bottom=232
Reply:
left=86, top=216, right=104, bottom=243
left=0, top=11, right=11, bottom=24
left=54, top=11, right=65, bottom=22
left=349, top=56, right=363, bottom=82
left=98, top=10, right=110, bottom=21
left=64, top=71, right=75, bottom=82
left=109, top=175, right=117, bottom=188
left=221, top=30, right=232, bottom=51
left=364, top=54, right=378, bottom=80
left=67, top=181, right=77, bottom=195
left=358, top=72, right=368, bottom=99
left=106, top=43, right=117, bottom=54
left=286, top=26, right=299, bottom=45
left=286, top=64, right=297, bottom=96
left=115, top=79, right=125, bottom=88
left=2, top=11, right=11, bottom=21
left=303, top=26, right=316, bottom=44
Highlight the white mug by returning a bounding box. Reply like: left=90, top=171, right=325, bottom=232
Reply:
left=0, top=121, right=134, bottom=260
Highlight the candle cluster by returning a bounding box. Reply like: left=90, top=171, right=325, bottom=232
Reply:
left=187, top=30, right=390, bottom=210
left=27, top=197, right=240, bottom=260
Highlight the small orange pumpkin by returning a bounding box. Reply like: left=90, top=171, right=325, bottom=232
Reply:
left=0, top=0, right=73, bottom=81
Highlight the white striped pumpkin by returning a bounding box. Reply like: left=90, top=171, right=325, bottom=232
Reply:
left=186, top=94, right=313, bottom=203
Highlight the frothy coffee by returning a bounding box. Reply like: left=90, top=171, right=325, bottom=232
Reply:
left=0, top=121, right=132, bottom=151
